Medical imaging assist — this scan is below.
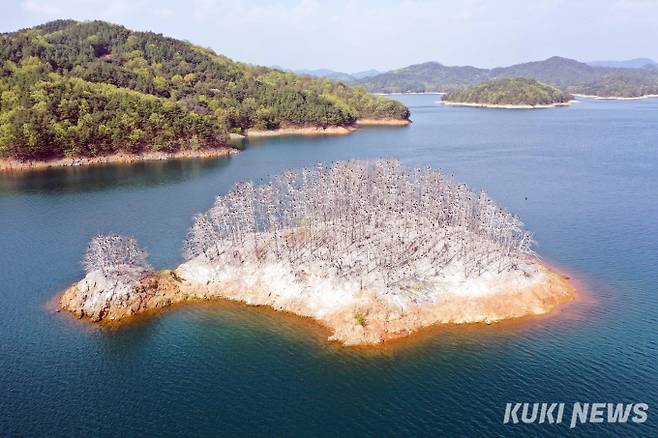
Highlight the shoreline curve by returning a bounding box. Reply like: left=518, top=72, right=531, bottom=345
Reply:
left=440, top=100, right=574, bottom=109
left=58, top=261, right=576, bottom=346
left=0, top=148, right=237, bottom=172
left=1, top=119, right=410, bottom=172
left=571, top=93, right=658, bottom=100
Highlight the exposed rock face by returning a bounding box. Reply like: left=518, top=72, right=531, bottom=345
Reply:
left=59, top=261, right=575, bottom=345
left=60, top=270, right=188, bottom=322
left=174, top=259, right=574, bottom=345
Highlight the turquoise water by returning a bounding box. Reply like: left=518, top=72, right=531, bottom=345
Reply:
left=1, top=95, right=656, bottom=436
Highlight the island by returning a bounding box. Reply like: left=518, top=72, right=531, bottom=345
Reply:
left=441, top=78, right=573, bottom=109
left=58, top=159, right=575, bottom=346
left=0, top=20, right=410, bottom=171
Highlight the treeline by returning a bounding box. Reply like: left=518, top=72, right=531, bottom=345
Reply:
left=442, top=78, right=572, bottom=106
left=0, top=20, right=409, bottom=160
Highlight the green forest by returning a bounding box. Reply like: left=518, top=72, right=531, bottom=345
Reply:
left=0, top=20, right=409, bottom=160
left=442, top=78, right=572, bottom=106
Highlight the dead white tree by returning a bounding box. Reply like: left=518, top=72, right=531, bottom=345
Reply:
left=183, top=160, right=536, bottom=296
left=82, top=234, right=151, bottom=280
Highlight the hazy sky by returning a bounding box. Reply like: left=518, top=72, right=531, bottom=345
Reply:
left=3, top=0, right=658, bottom=72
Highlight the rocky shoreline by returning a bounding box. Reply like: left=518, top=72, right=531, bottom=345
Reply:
left=245, top=119, right=411, bottom=137
left=0, top=148, right=237, bottom=172
left=1, top=119, right=410, bottom=172
left=441, top=100, right=573, bottom=109
left=355, top=118, right=412, bottom=126
left=59, top=260, right=575, bottom=346
left=245, top=125, right=357, bottom=137
left=373, top=92, right=446, bottom=96
left=571, top=93, right=658, bottom=100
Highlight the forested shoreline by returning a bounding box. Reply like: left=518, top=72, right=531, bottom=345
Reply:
left=0, top=20, right=409, bottom=161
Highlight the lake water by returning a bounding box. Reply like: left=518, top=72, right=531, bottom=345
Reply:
left=1, top=95, right=657, bottom=436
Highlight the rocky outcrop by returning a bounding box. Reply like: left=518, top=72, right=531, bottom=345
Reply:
left=60, top=270, right=188, bottom=322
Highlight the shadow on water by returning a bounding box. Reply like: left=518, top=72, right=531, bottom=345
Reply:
left=0, top=155, right=234, bottom=195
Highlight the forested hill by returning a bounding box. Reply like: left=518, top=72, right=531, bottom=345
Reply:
left=357, top=56, right=658, bottom=97
left=442, top=78, right=572, bottom=106
left=0, top=20, right=409, bottom=161
left=355, top=62, right=490, bottom=94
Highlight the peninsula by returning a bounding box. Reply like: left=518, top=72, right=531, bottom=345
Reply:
left=442, top=78, right=573, bottom=109
left=0, top=20, right=409, bottom=171
left=59, top=160, right=575, bottom=346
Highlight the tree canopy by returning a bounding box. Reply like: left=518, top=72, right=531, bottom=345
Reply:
left=442, top=78, right=572, bottom=106
left=0, top=20, right=409, bottom=160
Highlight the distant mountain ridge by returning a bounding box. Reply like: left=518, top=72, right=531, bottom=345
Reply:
left=357, top=61, right=489, bottom=94
left=275, top=67, right=382, bottom=83
left=587, top=58, right=657, bottom=69
left=356, top=56, right=658, bottom=97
